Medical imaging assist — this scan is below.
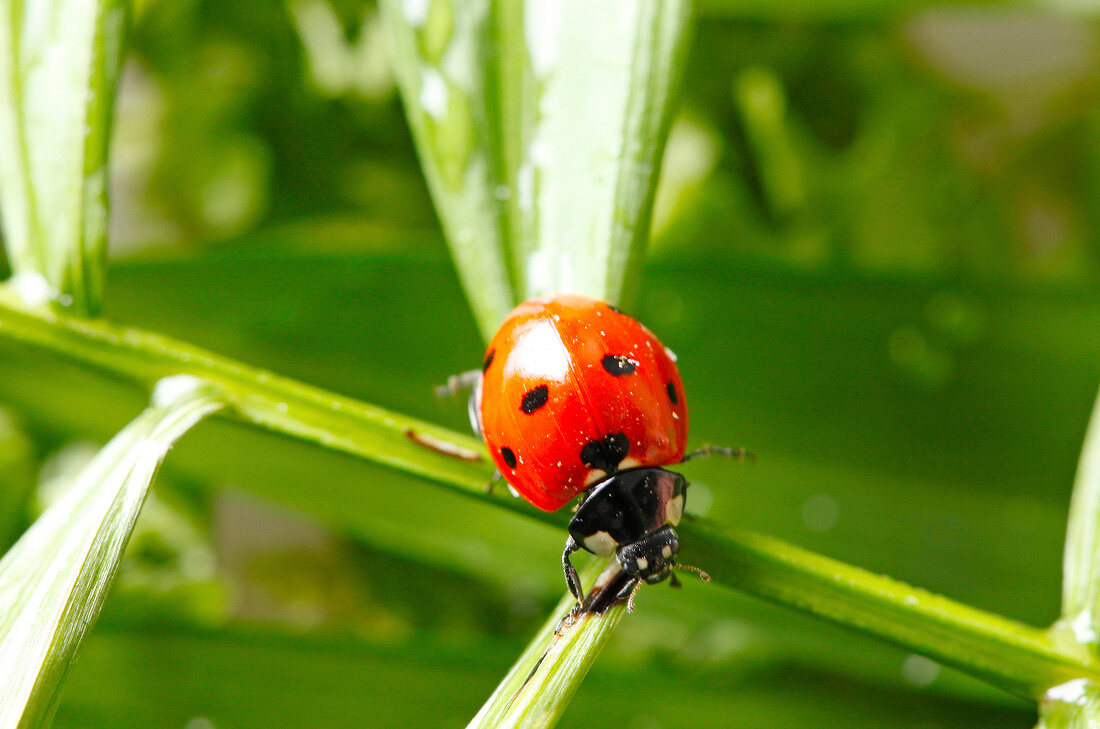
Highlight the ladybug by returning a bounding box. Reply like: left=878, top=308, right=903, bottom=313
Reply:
left=470, top=294, right=736, bottom=608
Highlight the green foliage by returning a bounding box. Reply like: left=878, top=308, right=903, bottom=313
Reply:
left=381, top=0, right=691, bottom=336
left=0, top=0, right=127, bottom=314
left=0, top=379, right=221, bottom=728
left=2, top=1, right=1100, bottom=728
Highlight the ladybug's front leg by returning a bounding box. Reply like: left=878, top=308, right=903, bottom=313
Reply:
left=562, top=536, right=584, bottom=602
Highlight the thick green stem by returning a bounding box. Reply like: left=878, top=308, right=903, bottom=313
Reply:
left=0, top=290, right=1094, bottom=702
left=686, top=521, right=1097, bottom=700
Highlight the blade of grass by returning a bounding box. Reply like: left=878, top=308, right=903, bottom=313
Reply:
left=380, top=0, right=692, bottom=337
left=684, top=519, right=1097, bottom=701
left=379, top=0, right=518, bottom=339
left=0, top=291, right=1096, bottom=703
left=0, top=290, right=501, bottom=507
left=1061, top=387, right=1100, bottom=644
left=0, top=0, right=127, bottom=315
left=467, top=561, right=626, bottom=729
left=1037, top=387, right=1100, bottom=728
left=0, top=376, right=222, bottom=728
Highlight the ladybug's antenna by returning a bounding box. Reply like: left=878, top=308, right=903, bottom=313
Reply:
left=673, top=562, right=711, bottom=583
left=681, top=445, right=754, bottom=463
left=625, top=579, right=644, bottom=613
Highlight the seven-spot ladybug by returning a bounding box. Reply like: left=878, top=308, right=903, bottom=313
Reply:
left=469, top=294, right=741, bottom=608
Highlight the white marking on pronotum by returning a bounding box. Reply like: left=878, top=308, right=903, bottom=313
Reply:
left=666, top=493, right=684, bottom=526
left=635, top=557, right=648, bottom=570
left=583, top=531, right=617, bottom=557
left=661, top=544, right=673, bottom=558
left=584, top=469, right=606, bottom=487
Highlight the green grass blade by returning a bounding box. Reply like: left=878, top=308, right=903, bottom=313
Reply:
left=0, top=377, right=222, bottom=729
left=379, top=0, right=518, bottom=339
left=685, top=520, right=1095, bottom=701
left=0, top=281, right=1094, bottom=703
left=467, top=562, right=625, bottom=729
left=381, top=0, right=692, bottom=337
left=0, top=0, right=127, bottom=315
left=1061, top=387, right=1100, bottom=644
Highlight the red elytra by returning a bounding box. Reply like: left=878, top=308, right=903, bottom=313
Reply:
left=477, top=294, right=688, bottom=512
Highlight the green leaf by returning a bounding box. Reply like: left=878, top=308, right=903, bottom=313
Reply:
left=380, top=0, right=691, bottom=338
left=0, top=0, right=127, bottom=315
left=1, top=255, right=1098, bottom=704
left=0, top=377, right=222, bottom=729
left=1060, top=387, right=1100, bottom=644
left=685, top=520, right=1096, bottom=701
left=467, top=562, right=624, bottom=729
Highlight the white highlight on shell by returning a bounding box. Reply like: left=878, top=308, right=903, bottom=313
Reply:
left=419, top=68, right=448, bottom=118
left=505, top=320, right=571, bottom=382
left=584, top=530, right=617, bottom=557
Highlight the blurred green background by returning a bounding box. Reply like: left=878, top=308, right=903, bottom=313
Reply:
left=3, top=1, right=1100, bottom=727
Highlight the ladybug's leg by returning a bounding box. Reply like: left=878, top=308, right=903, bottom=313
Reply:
left=681, top=445, right=755, bottom=462
left=433, top=369, right=481, bottom=398
left=562, top=536, right=584, bottom=602
left=483, top=469, right=503, bottom=494
left=616, top=577, right=645, bottom=612
left=433, top=369, right=483, bottom=437
left=615, top=577, right=639, bottom=601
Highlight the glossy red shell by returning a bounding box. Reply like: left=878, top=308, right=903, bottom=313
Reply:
left=478, top=294, right=688, bottom=511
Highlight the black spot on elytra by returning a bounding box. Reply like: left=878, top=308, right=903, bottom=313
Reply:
left=666, top=382, right=678, bottom=405
left=521, top=384, right=549, bottom=414
left=602, top=354, right=638, bottom=376
left=580, top=432, right=630, bottom=473
left=607, top=304, right=624, bottom=315
left=482, top=349, right=495, bottom=372
left=501, top=446, right=517, bottom=468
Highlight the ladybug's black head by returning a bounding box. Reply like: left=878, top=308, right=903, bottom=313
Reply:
left=617, top=525, right=680, bottom=585
left=567, top=467, right=687, bottom=561
left=564, top=467, right=691, bottom=604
